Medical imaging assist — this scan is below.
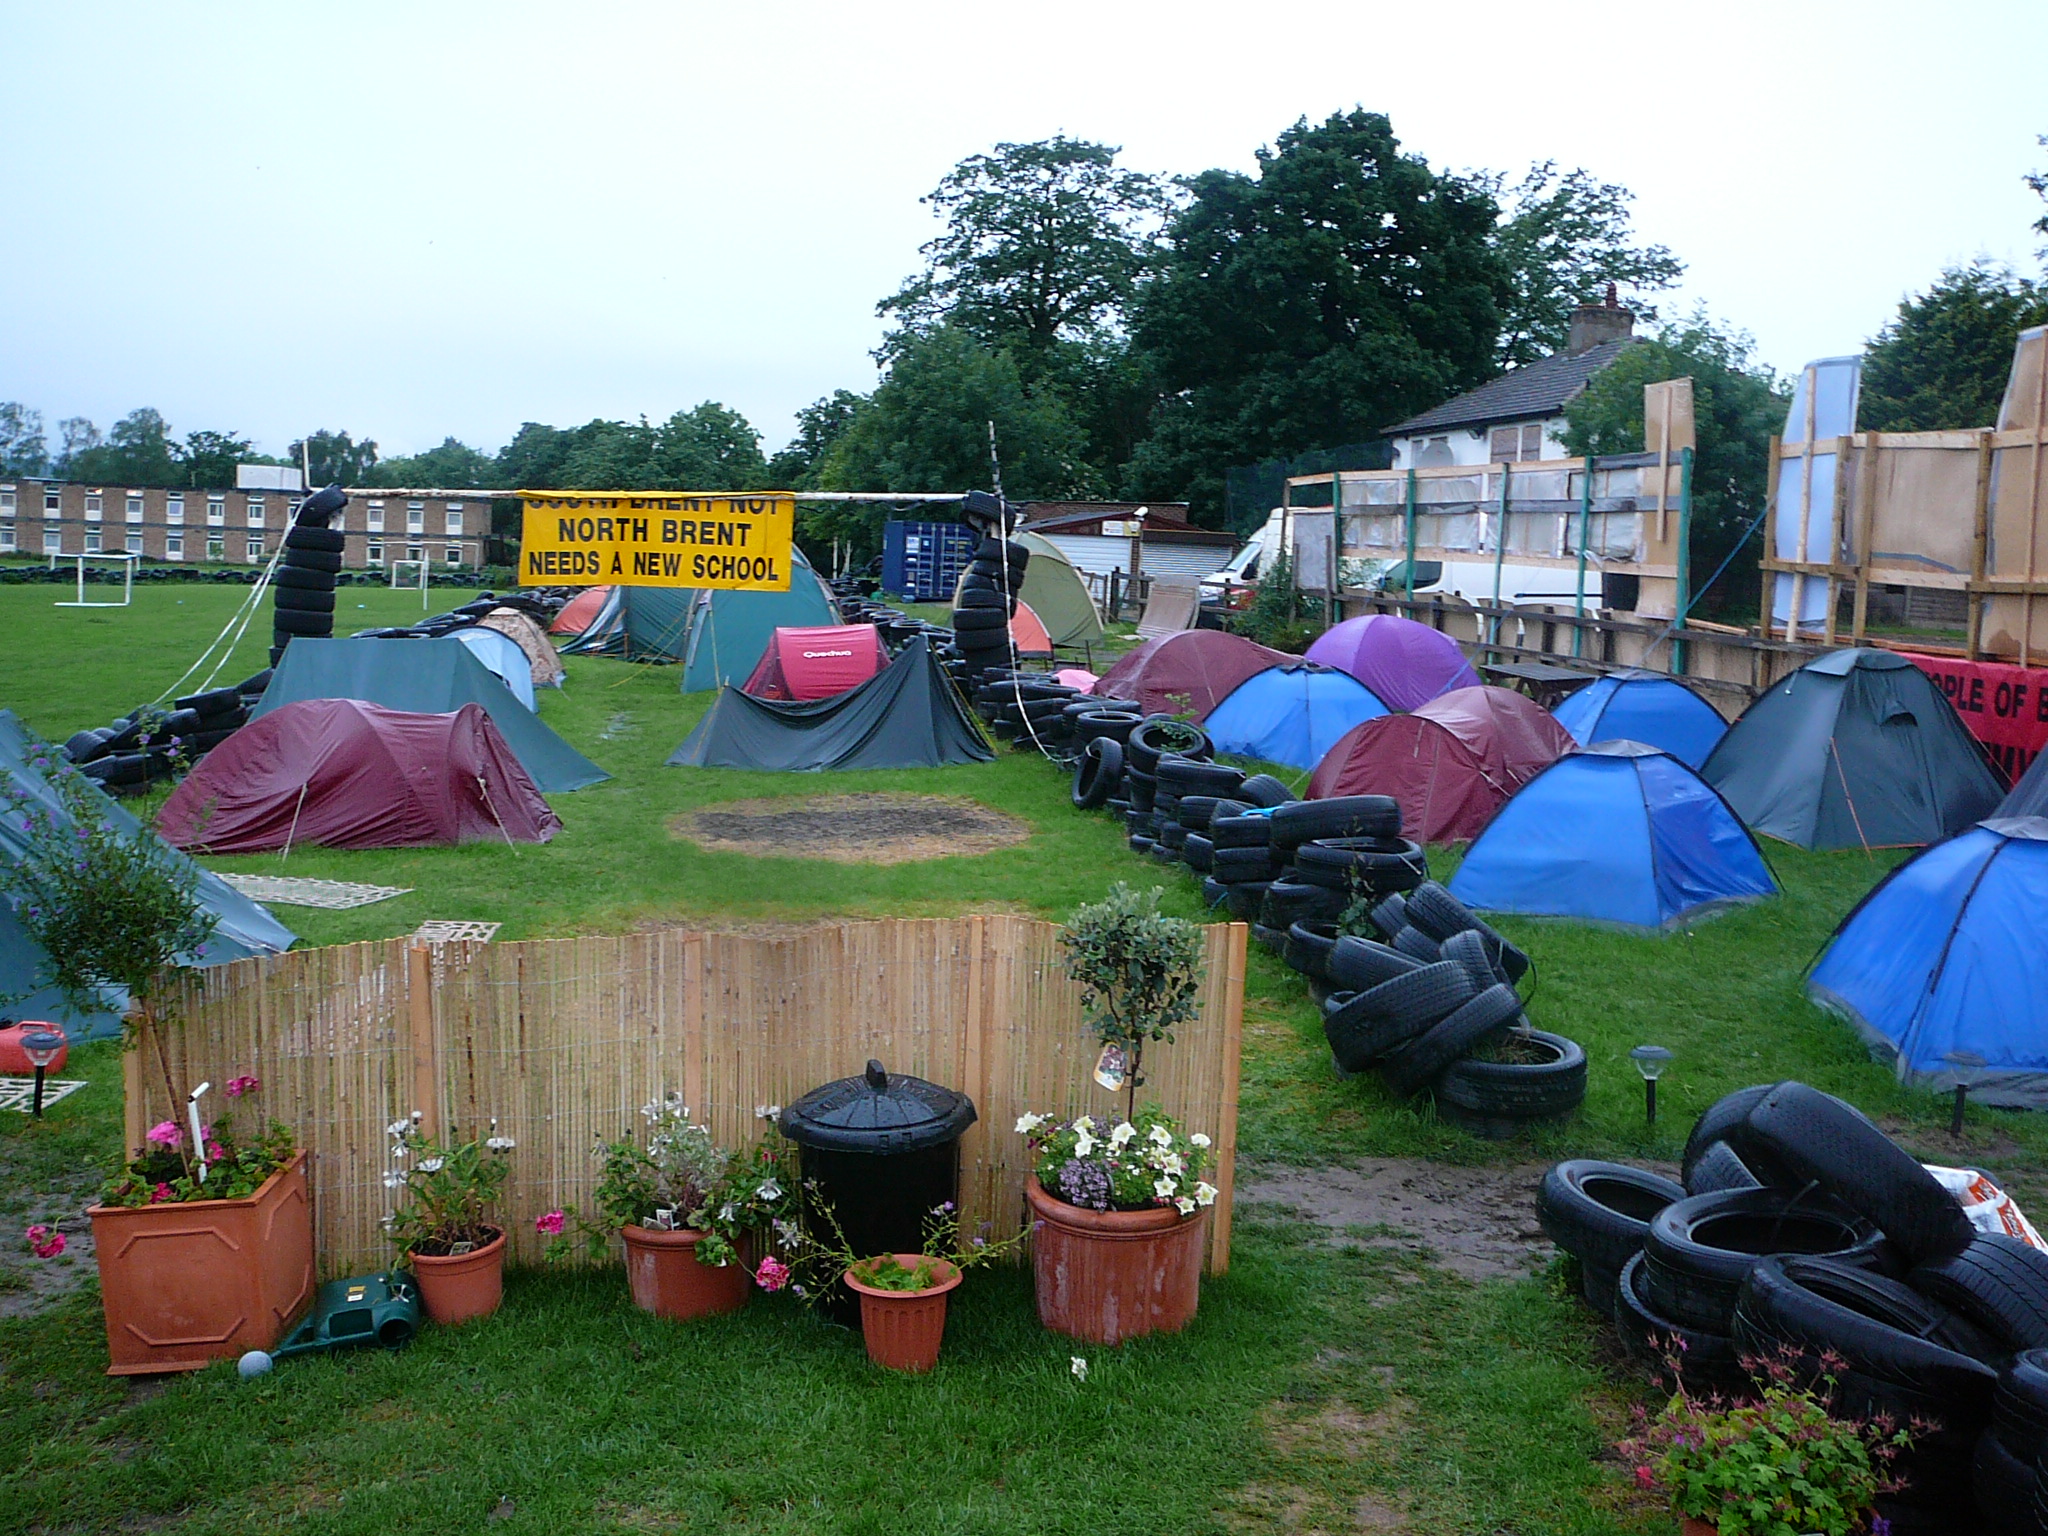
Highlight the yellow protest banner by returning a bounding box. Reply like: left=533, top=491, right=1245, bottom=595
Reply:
left=519, top=492, right=795, bottom=590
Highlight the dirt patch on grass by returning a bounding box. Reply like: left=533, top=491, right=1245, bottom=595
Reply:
left=670, top=793, right=1032, bottom=865
left=0, top=1161, right=100, bottom=1320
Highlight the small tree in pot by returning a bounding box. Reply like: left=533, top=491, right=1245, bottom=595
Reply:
left=1058, top=882, right=1203, bottom=1121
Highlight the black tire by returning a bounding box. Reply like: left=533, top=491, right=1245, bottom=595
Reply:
left=1072, top=736, right=1122, bottom=810
left=1391, top=926, right=1441, bottom=963
left=1209, top=813, right=1273, bottom=850
left=1156, top=821, right=1189, bottom=851
left=283, top=525, right=346, bottom=553
left=1282, top=920, right=1341, bottom=980
left=1258, top=879, right=1347, bottom=929
left=1992, top=1349, right=2048, bottom=1459
left=1369, top=893, right=1408, bottom=938
left=139, top=707, right=201, bottom=746
left=952, top=607, right=1008, bottom=633
left=1271, top=796, right=1401, bottom=851
left=79, top=751, right=152, bottom=787
left=273, top=586, right=336, bottom=614
left=1614, top=1251, right=1749, bottom=1396
left=1236, top=773, right=1294, bottom=808
left=1684, top=1140, right=1764, bottom=1196
left=1174, top=794, right=1228, bottom=833
left=189, top=723, right=243, bottom=752
left=1074, top=711, right=1142, bottom=746
left=1538, top=1160, right=1685, bottom=1277
left=1125, top=769, right=1157, bottom=812
left=1182, top=834, right=1215, bottom=873
left=272, top=610, right=333, bottom=637
left=174, top=686, right=243, bottom=718
left=1645, top=1190, right=1890, bottom=1335
left=1200, top=876, right=1229, bottom=909
left=1403, top=881, right=1482, bottom=942
left=1251, top=923, right=1288, bottom=952
left=974, top=536, right=1030, bottom=564
left=1733, top=1082, right=1975, bottom=1265
left=271, top=566, right=335, bottom=592
left=1326, top=936, right=1422, bottom=992
left=1437, top=929, right=1500, bottom=993
left=1971, top=1427, right=2034, bottom=1531
left=1292, top=836, right=1428, bottom=892
left=282, top=548, right=344, bottom=575
left=1126, top=718, right=1210, bottom=774
left=1322, top=989, right=1438, bottom=1073
left=1127, top=834, right=1156, bottom=855
left=1682, top=1084, right=1784, bottom=1187
left=958, top=572, right=1000, bottom=595
left=1211, top=846, right=1285, bottom=882
left=62, top=729, right=109, bottom=763
left=237, top=669, right=273, bottom=696
left=1381, top=983, right=1524, bottom=1098
left=1345, top=958, right=1479, bottom=1039
left=1224, top=882, right=1271, bottom=922
left=1156, top=756, right=1245, bottom=798
left=1910, top=1235, right=2048, bottom=1353
left=1438, top=1031, right=1588, bottom=1122
left=956, top=587, right=1010, bottom=611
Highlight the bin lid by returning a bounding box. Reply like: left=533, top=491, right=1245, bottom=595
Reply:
left=779, top=1059, right=977, bottom=1153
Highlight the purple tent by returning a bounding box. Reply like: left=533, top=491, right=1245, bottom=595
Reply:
left=1305, top=615, right=1481, bottom=712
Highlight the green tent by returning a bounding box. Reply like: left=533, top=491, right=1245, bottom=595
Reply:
left=996, top=531, right=1105, bottom=650
left=557, top=586, right=697, bottom=661
left=679, top=547, right=839, bottom=692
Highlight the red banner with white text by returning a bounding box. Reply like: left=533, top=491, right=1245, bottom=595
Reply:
left=1904, top=652, right=2048, bottom=786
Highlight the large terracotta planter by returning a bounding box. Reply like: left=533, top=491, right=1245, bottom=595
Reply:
left=621, top=1224, right=751, bottom=1321
left=408, top=1227, right=506, bottom=1326
left=843, top=1255, right=961, bottom=1372
left=1026, top=1179, right=1206, bottom=1346
left=89, top=1149, right=313, bottom=1376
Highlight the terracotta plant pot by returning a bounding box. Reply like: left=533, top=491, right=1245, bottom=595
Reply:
left=843, top=1254, right=962, bottom=1372
left=1026, top=1179, right=1206, bottom=1346
left=1681, top=1520, right=1716, bottom=1536
left=408, top=1227, right=507, bottom=1326
left=620, top=1224, right=751, bottom=1321
left=89, top=1149, right=314, bottom=1376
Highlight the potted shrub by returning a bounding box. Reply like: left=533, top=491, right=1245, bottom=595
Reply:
left=1059, top=883, right=1204, bottom=1121
left=541, top=1096, right=797, bottom=1323
left=384, top=1115, right=516, bottom=1326
left=1620, top=1349, right=1911, bottom=1536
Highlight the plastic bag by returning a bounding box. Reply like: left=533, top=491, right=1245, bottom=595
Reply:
left=1925, top=1164, right=2048, bottom=1251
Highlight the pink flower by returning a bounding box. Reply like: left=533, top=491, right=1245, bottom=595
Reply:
left=755, top=1255, right=792, bottom=1293
left=32, top=1231, right=66, bottom=1259
left=146, top=1120, right=182, bottom=1148
left=534, top=1210, right=566, bottom=1236
left=225, top=1075, right=259, bottom=1098
left=205, top=1141, right=225, bottom=1161
left=150, top=1182, right=173, bottom=1204
left=1633, top=1465, right=1655, bottom=1490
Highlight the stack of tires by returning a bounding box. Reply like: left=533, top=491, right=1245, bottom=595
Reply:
left=1542, top=1080, right=2048, bottom=1534
left=949, top=536, right=1027, bottom=689
left=60, top=669, right=271, bottom=795
left=270, top=486, right=348, bottom=666
left=971, top=673, right=1105, bottom=753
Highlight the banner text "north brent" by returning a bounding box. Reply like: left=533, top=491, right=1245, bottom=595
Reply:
left=518, top=492, right=795, bottom=591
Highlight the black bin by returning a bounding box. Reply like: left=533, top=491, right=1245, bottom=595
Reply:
left=780, top=1059, right=976, bottom=1321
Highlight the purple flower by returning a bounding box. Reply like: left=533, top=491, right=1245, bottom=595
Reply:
left=1056, top=1157, right=1113, bottom=1212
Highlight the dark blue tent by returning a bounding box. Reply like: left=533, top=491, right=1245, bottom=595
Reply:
left=1447, top=740, right=1777, bottom=930
left=1550, top=669, right=1728, bottom=768
left=1809, top=817, right=2048, bottom=1107
left=1997, top=748, right=2047, bottom=819
left=1202, top=664, right=1388, bottom=770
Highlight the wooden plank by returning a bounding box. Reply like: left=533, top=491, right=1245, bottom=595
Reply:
left=1208, top=922, right=1247, bottom=1277
left=1850, top=432, right=1881, bottom=643
left=1971, top=429, right=1994, bottom=660
left=1823, top=435, right=1850, bottom=645
left=1761, top=433, right=1783, bottom=642
left=407, top=942, right=438, bottom=1139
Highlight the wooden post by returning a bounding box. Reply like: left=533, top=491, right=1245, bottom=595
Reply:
left=1823, top=434, right=1851, bottom=646
left=1207, top=921, right=1248, bottom=1277
left=407, top=941, right=439, bottom=1139
left=1850, top=432, right=1880, bottom=643
left=1760, top=433, right=1782, bottom=640
left=1970, top=430, right=1994, bottom=661
left=2023, top=361, right=2048, bottom=666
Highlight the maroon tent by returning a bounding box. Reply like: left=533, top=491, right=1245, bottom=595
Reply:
left=743, top=624, right=890, bottom=701
left=1091, top=630, right=1291, bottom=719
left=157, top=699, right=561, bottom=853
left=1307, top=685, right=1575, bottom=843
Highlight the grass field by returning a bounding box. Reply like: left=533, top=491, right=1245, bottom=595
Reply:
left=0, top=582, right=2038, bottom=1534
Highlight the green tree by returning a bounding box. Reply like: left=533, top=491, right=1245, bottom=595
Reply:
left=768, top=391, right=865, bottom=488
left=2027, top=134, right=2047, bottom=255
left=501, top=404, right=767, bottom=492
left=1483, top=162, right=1684, bottom=368
left=52, top=417, right=102, bottom=476
left=1859, top=262, right=2048, bottom=432
left=175, top=429, right=252, bottom=490
left=67, top=408, right=180, bottom=486
left=650, top=402, right=768, bottom=488
left=372, top=437, right=502, bottom=488
left=288, top=429, right=379, bottom=487
left=1560, top=313, right=1787, bottom=622
left=1126, top=110, right=1508, bottom=523
left=0, top=403, right=47, bottom=475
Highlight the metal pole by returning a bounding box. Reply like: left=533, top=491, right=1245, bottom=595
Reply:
left=1674, top=447, right=1694, bottom=675
left=1491, top=462, right=1511, bottom=654
left=1328, top=470, right=1341, bottom=628
left=1572, top=456, right=1593, bottom=658
left=1403, top=469, right=1418, bottom=606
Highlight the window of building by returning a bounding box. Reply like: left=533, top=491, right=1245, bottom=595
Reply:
left=407, top=545, right=424, bottom=565
left=126, top=494, right=144, bottom=523
left=43, top=529, right=62, bottom=553
left=125, top=532, right=143, bottom=554
left=445, top=508, right=463, bottom=535
left=246, top=539, right=263, bottom=562
left=406, top=501, right=425, bottom=533
left=366, top=540, right=384, bottom=565
left=247, top=498, right=266, bottom=527
left=0, top=489, right=14, bottom=514
left=207, top=497, right=226, bottom=526
left=0, top=522, right=13, bottom=552
left=1413, top=436, right=1455, bottom=468
left=444, top=546, right=463, bottom=566
left=166, top=495, right=184, bottom=525
left=166, top=535, right=184, bottom=561
left=367, top=501, right=385, bottom=532
left=85, top=530, right=102, bottom=553
left=207, top=538, right=225, bottom=561
left=84, top=493, right=102, bottom=521
left=1487, top=423, right=1547, bottom=463
left=44, top=490, right=60, bottom=513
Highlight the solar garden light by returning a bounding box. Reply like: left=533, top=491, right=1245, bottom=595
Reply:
left=19, top=1028, right=64, bottom=1118
left=186, top=1081, right=212, bottom=1182
left=1630, top=1045, right=1674, bottom=1128
left=1944, top=1051, right=1986, bottom=1137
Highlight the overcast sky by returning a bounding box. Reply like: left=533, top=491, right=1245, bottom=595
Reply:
left=2, top=0, right=2043, bottom=461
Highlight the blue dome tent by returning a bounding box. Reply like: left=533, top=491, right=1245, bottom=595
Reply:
left=1551, top=669, right=1728, bottom=768
left=1447, top=741, right=1777, bottom=930
left=1202, top=664, right=1389, bottom=771
left=1809, top=817, right=2048, bottom=1107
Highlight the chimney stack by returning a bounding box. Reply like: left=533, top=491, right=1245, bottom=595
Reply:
left=1567, top=282, right=1634, bottom=354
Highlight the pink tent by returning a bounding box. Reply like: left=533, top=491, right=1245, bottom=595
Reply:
left=1307, top=685, right=1574, bottom=843
left=744, top=624, right=890, bottom=700
left=1305, top=614, right=1480, bottom=712
left=157, top=699, right=560, bottom=853
left=549, top=585, right=611, bottom=636
left=1091, top=630, right=1291, bottom=719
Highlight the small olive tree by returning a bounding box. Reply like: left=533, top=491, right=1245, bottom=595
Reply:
left=1059, top=883, right=1204, bottom=1120
left=0, top=742, right=216, bottom=1121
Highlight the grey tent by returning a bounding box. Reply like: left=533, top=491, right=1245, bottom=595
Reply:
left=1701, top=648, right=2002, bottom=849
left=1998, top=748, right=2048, bottom=820
left=667, top=635, right=992, bottom=771
left=253, top=638, right=609, bottom=792
left=556, top=586, right=697, bottom=661
left=0, top=711, right=295, bottom=1040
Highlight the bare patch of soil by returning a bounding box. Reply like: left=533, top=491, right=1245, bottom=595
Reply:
left=0, top=1160, right=100, bottom=1320
left=670, top=793, right=1032, bottom=865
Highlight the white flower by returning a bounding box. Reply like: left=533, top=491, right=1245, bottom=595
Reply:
left=1148, top=1124, right=1173, bottom=1148
left=382, top=1172, right=404, bottom=1189
left=1175, top=1197, right=1196, bottom=1217
left=1110, top=1122, right=1136, bottom=1147
left=1014, top=1112, right=1045, bottom=1135
left=1194, top=1181, right=1218, bottom=1206
left=1161, top=1152, right=1184, bottom=1175
left=756, top=1179, right=783, bottom=1201
left=1073, top=1130, right=1097, bottom=1158
left=419, top=1157, right=444, bottom=1173
left=719, top=1203, right=737, bottom=1223
left=389, top=1144, right=408, bottom=1162
left=1070, top=1356, right=1088, bottom=1381
left=1074, top=1115, right=1095, bottom=1133
left=1190, top=1133, right=1211, bottom=1148
left=387, top=1118, right=412, bottom=1138
left=1154, top=1176, right=1176, bottom=1199
left=485, top=1136, right=516, bottom=1152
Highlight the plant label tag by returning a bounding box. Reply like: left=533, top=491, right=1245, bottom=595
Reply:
left=449, top=1241, right=475, bottom=1256
left=652, top=1207, right=677, bottom=1231
left=1093, top=1043, right=1128, bottom=1092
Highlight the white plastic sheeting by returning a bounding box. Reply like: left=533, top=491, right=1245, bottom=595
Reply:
left=1771, top=357, right=1862, bottom=632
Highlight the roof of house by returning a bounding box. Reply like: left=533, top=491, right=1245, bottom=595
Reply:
left=1020, top=501, right=1195, bottom=534
left=1384, top=338, right=1637, bottom=437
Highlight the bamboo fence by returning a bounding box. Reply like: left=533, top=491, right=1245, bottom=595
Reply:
left=130, top=917, right=1248, bottom=1279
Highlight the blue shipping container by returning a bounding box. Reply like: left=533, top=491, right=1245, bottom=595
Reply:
left=881, top=520, right=978, bottom=603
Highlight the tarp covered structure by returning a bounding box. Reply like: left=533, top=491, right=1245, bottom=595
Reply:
left=0, top=710, right=295, bottom=1040
left=449, top=625, right=537, bottom=709
left=1091, top=629, right=1291, bottom=719
left=480, top=608, right=566, bottom=689
left=1551, top=670, right=1727, bottom=768
left=1448, top=741, right=1776, bottom=929
left=1308, top=685, right=1574, bottom=843
left=744, top=624, right=889, bottom=700
left=548, top=585, right=611, bottom=636
left=159, top=700, right=560, bottom=853
left=1305, top=614, right=1481, bottom=712
left=668, top=635, right=992, bottom=772
left=680, top=548, right=840, bottom=691
left=253, top=638, right=609, bottom=793
left=1999, top=749, right=2048, bottom=819
left=1701, top=648, right=2003, bottom=849
left=1203, top=664, right=1389, bottom=771
left=1007, top=530, right=1105, bottom=649
left=1810, top=817, right=2048, bottom=1107
left=557, top=586, right=696, bottom=661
